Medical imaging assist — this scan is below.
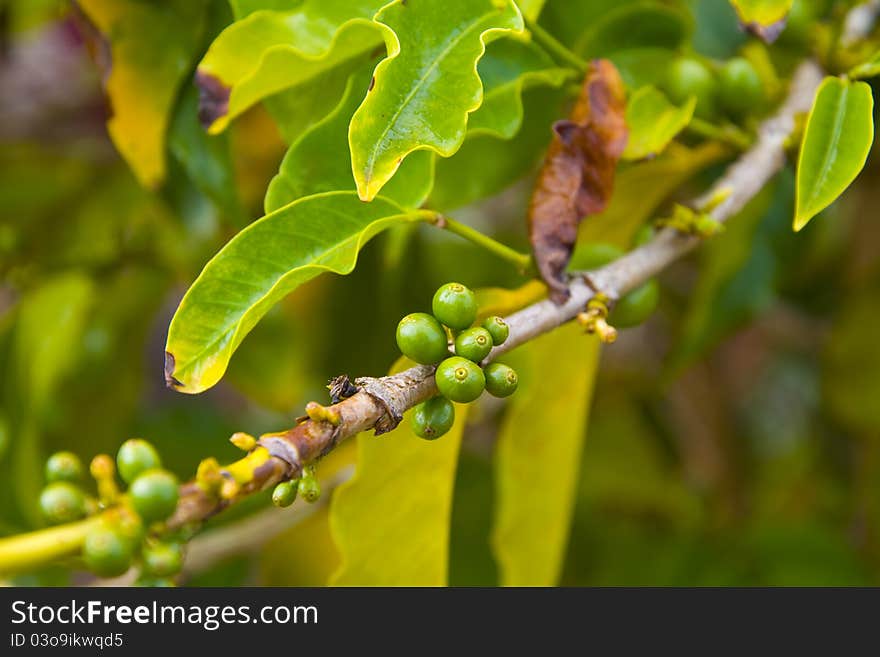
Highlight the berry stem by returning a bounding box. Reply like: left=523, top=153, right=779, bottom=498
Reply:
left=0, top=515, right=104, bottom=576
left=524, top=17, right=588, bottom=74
left=430, top=215, right=533, bottom=274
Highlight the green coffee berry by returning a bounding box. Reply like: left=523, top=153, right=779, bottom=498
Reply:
left=411, top=396, right=455, bottom=440
left=482, top=316, right=509, bottom=346
left=272, top=480, right=299, bottom=508
left=45, top=451, right=84, bottom=483
left=116, top=509, right=145, bottom=550
left=435, top=357, right=485, bottom=403
left=455, top=327, right=493, bottom=363
left=432, top=282, right=477, bottom=330
left=142, top=541, right=183, bottom=577
left=298, top=474, right=321, bottom=504
left=116, top=438, right=161, bottom=485
left=718, top=57, right=763, bottom=118
left=83, top=526, right=134, bottom=578
left=567, top=242, right=623, bottom=272
left=484, top=362, right=519, bottom=398
left=664, top=57, right=718, bottom=119
left=611, top=280, right=660, bottom=328
left=396, top=312, right=449, bottom=365
left=39, top=482, right=87, bottom=524
left=129, top=469, right=179, bottom=523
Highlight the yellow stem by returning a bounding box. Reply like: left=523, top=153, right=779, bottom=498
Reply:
left=0, top=515, right=104, bottom=577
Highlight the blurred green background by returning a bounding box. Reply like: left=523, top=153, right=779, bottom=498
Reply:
left=2, top=0, right=880, bottom=586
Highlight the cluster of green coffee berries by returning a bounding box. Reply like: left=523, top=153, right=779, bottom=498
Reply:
left=396, top=283, right=518, bottom=440
left=271, top=464, right=321, bottom=508
left=664, top=55, right=764, bottom=120
left=39, top=440, right=182, bottom=584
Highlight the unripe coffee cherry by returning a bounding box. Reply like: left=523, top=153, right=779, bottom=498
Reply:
left=664, top=57, right=718, bottom=119
left=454, top=327, right=493, bottom=363
left=45, top=451, right=84, bottom=484
left=718, top=57, right=763, bottom=118
left=83, top=526, right=134, bottom=578
left=39, top=482, right=87, bottom=524
left=142, top=541, right=183, bottom=577
left=567, top=242, right=623, bottom=272
left=484, top=362, right=519, bottom=398
left=272, top=480, right=298, bottom=508
left=129, top=469, right=179, bottom=523
left=611, top=280, right=660, bottom=328
left=432, top=283, right=477, bottom=330
left=298, top=474, right=321, bottom=503
left=435, top=357, right=485, bottom=403
left=116, top=439, right=161, bottom=485
left=411, top=396, right=455, bottom=440
left=482, top=316, right=509, bottom=346
left=396, top=313, right=449, bottom=364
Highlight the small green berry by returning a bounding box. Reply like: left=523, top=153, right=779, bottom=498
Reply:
left=432, top=282, right=477, bottom=330
left=664, top=57, right=718, bottom=119
left=129, top=469, right=179, bottom=523
left=83, top=526, right=133, bottom=578
left=116, top=439, right=161, bottom=485
left=298, top=474, right=321, bottom=504
left=142, top=541, right=183, bottom=577
left=718, top=57, right=764, bottom=118
left=484, top=362, right=519, bottom=398
left=116, top=509, right=145, bottom=550
left=411, top=397, right=455, bottom=440
left=39, top=482, right=87, bottom=524
left=567, top=242, right=623, bottom=272
left=272, top=480, right=299, bottom=508
left=396, top=312, right=449, bottom=364
left=611, top=280, right=660, bottom=328
left=482, top=316, right=509, bottom=346
left=435, top=356, right=485, bottom=403
left=454, top=327, right=493, bottom=363
left=45, top=451, right=84, bottom=483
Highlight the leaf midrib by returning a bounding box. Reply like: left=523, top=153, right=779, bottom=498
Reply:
left=801, top=84, right=849, bottom=218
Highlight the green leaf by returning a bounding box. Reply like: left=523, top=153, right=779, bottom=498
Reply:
left=78, top=0, right=209, bottom=188
left=491, top=325, right=601, bottom=585
left=794, top=77, right=874, bottom=232
left=265, top=66, right=434, bottom=213
left=4, top=275, right=94, bottom=525
left=849, top=51, right=880, bottom=81
left=349, top=0, right=524, bottom=201
left=729, top=0, right=792, bottom=35
left=197, top=0, right=388, bottom=133
left=577, top=1, right=692, bottom=57
left=230, top=0, right=303, bottom=19
left=330, top=394, right=469, bottom=585
left=623, top=86, right=696, bottom=160
left=165, top=192, right=428, bottom=394
left=515, top=0, right=546, bottom=20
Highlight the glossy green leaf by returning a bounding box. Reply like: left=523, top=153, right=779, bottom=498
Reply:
left=577, top=1, right=691, bottom=57
left=230, top=0, right=302, bottom=19
left=78, top=0, right=209, bottom=188
left=330, top=393, right=469, bottom=585
left=491, top=325, right=601, bottom=586
left=729, top=0, right=792, bottom=31
left=197, top=0, right=388, bottom=133
left=349, top=0, right=524, bottom=201
left=794, top=77, right=874, bottom=232
left=165, top=192, right=428, bottom=394
left=515, top=0, right=546, bottom=21
left=265, top=67, right=434, bottom=213
left=849, top=51, right=880, bottom=81
left=623, top=86, right=696, bottom=160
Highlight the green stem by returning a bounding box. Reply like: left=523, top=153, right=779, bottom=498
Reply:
left=0, top=515, right=104, bottom=577
left=429, top=215, right=533, bottom=274
left=687, top=117, right=753, bottom=150
left=524, top=17, right=588, bottom=73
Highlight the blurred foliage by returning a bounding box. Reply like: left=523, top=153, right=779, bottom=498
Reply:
left=2, top=0, right=880, bottom=586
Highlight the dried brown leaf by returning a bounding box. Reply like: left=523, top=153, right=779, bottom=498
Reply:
left=528, top=59, right=627, bottom=302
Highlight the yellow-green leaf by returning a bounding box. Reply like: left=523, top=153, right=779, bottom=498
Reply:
left=623, top=86, right=696, bottom=160
left=515, top=0, right=546, bottom=21
left=729, top=0, right=792, bottom=41
left=165, top=192, right=428, bottom=394
left=794, top=77, right=874, bottom=232
left=78, top=0, right=208, bottom=188
left=329, top=399, right=469, bottom=585
left=491, top=325, right=601, bottom=586
left=196, top=0, right=388, bottom=134
left=349, top=0, right=524, bottom=201
left=850, top=51, right=880, bottom=80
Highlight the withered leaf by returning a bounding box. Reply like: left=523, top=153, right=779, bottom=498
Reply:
left=528, top=59, right=627, bottom=303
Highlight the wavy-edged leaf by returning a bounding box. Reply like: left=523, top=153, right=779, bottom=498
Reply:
left=265, top=66, right=434, bottom=213
left=165, top=192, right=427, bottom=393
left=330, top=392, right=469, bottom=585
left=794, top=77, right=873, bottom=232
left=78, top=0, right=209, bottom=188
left=491, top=325, right=601, bottom=585
left=196, top=0, right=388, bottom=133
left=349, top=0, right=524, bottom=201
left=729, top=0, right=792, bottom=41
left=623, top=86, right=695, bottom=160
